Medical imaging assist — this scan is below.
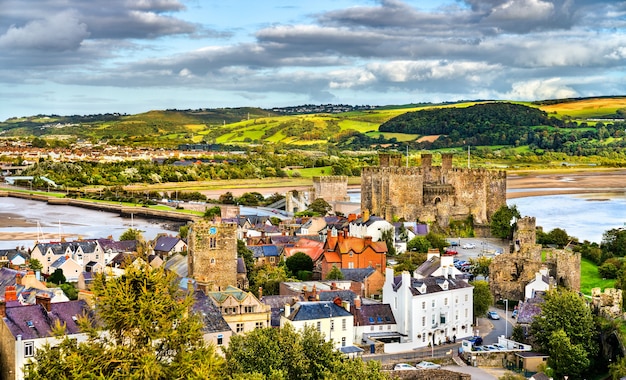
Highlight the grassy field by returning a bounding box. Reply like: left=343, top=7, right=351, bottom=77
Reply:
left=539, top=97, right=626, bottom=119
left=580, top=258, right=615, bottom=296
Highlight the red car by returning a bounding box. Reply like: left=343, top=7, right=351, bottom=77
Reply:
left=443, top=248, right=458, bottom=255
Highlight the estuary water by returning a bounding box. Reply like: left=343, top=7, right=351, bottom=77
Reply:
left=0, top=197, right=178, bottom=250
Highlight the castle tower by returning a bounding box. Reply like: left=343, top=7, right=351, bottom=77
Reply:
left=379, top=153, right=402, bottom=167
left=513, top=217, right=541, bottom=261
left=421, top=153, right=433, bottom=182
left=441, top=153, right=453, bottom=171
left=188, top=220, right=238, bottom=292
left=312, top=176, right=350, bottom=202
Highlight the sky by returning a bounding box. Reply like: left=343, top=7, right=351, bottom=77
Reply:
left=1, top=0, right=626, bottom=120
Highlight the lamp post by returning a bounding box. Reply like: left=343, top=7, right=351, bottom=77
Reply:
left=504, top=299, right=508, bottom=338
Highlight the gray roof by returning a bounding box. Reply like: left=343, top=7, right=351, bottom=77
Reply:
left=3, top=300, right=92, bottom=340
left=35, top=241, right=99, bottom=255
left=97, top=238, right=137, bottom=253
left=0, top=249, right=30, bottom=262
left=391, top=275, right=472, bottom=296
left=154, top=236, right=182, bottom=252
left=237, top=257, right=246, bottom=274
left=340, top=267, right=376, bottom=282
left=249, top=245, right=280, bottom=258
left=353, top=303, right=396, bottom=326
left=287, top=301, right=352, bottom=322
left=340, top=346, right=364, bottom=354
left=164, top=253, right=188, bottom=278
left=192, top=290, right=231, bottom=334
left=261, top=295, right=303, bottom=328
left=414, top=256, right=440, bottom=277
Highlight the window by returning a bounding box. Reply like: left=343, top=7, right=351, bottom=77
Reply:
left=209, top=237, right=217, bottom=249
left=217, top=334, right=223, bottom=345
left=455, top=296, right=458, bottom=304
left=244, top=306, right=255, bottom=313
left=24, top=341, right=34, bottom=357
left=455, top=311, right=459, bottom=321
left=342, top=319, right=346, bottom=331
left=210, top=258, right=216, bottom=264
left=465, top=294, right=468, bottom=302
left=317, top=321, right=321, bottom=332
left=236, top=323, right=244, bottom=333
left=255, top=322, right=264, bottom=329
left=444, top=298, right=448, bottom=306
left=270, top=257, right=275, bottom=263
left=431, top=315, right=435, bottom=324
left=431, top=300, right=435, bottom=308
left=440, top=314, right=446, bottom=324
left=422, top=316, right=426, bottom=326
left=422, top=301, right=426, bottom=309
left=349, top=252, right=353, bottom=257
left=330, top=319, right=334, bottom=331
left=348, top=262, right=354, bottom=269
left=422, top=334, right=426, bottom=342
left=95, top=254, right=99, bottom=260
left=341, top=337, right=346, bottom=347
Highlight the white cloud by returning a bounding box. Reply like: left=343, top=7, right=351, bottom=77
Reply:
left=505, top=78, right=578, bottom=100
left=0, top=10, right=89, bottom=51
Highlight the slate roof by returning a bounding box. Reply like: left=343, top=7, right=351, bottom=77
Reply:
left=192, top=290, right=231, bottom=334
left=261, top=295, right=303, bottom=327
left=164, top=253, right=188, bottom=278
left=414, top=256, right=441, bottom=278
left=317, top=290, right=357, bottom=304
left=3, top=300, right=92, bottom=340
left=391, top=275, right=472, bottom=295
left=287, top=301, right=352, bottom=322
left=340, top=267, right=376, bottom=282
left=339, top=346, right=364, bottom=354
left=0, top=267, right=27, bottom=292
left=97, top=238, right=137, bottom=253
left=154, top=236, right=182, bottom=252
left=249, top=245, right=281, bottom=259
left=353, top=303, right=396, bottom=326
left=0, top=249, right=30, bottom=262
left=237, top=257, right=246, bottom=274
left=50, top=255, right=70, bottom=269
left=109, top=252, right=137, bottom=268
left=351, top=215, right=386, bottom=227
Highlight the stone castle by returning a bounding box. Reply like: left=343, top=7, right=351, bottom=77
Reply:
left=285, top=176, right=351, bottom=214
left=188, top=220, right=238, bottom=292
left=360, top=153, right=507, bottom=229
left=489, top=216, right=581, bottom=301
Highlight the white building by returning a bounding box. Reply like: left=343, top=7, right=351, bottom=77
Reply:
left=525, top=267, right=552, bottom=300
left=348, top=215, right=393, bottom=242
left=382, top=267, right=474, bottom=352
left=281, top=301, right=355, bottom=351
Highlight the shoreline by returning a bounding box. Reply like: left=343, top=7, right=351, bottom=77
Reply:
left=1, top=168, right=624, bottom=242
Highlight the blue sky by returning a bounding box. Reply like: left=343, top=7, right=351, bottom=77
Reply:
left=1, top=0, right=625, bottom=120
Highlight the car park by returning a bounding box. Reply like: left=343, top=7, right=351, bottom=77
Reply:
left=416, top=361, right=441, bottom=370
left=394, top=363, right=417, bottom=371
left=462, top=243, right=476, bottom=249
left=487, top=311, right=500, bottom=320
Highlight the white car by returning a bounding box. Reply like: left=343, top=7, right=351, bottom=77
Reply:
left=394, top=363, right=417, bottom=371
left=416, top=361, right=441, bottom=369
left=462, top=243, right=476, bottom=249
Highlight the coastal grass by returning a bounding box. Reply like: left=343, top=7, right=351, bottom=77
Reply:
left=580, top=258, right=615, bottom=296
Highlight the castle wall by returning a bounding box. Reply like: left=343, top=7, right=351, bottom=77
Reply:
left=312, top=176, right=350, bottom=202
left=188, top=221, right=238, bottom=292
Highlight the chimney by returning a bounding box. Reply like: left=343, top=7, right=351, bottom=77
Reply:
left=258, top=287, right=263, bottom=300
left=16, top=273, right=22, bottom=286
left=0, top=299, right=5, bottom=318
left=354, top=295, right=362, bottom=310
left=5, top=286, right=17, bottom=302
left=348, top=213, right=357, bottom=222
left=338, top=230, right=345, bottom=244
left=284, top=303, right=291, bottom=318
left=364, top=236, right=373, bottom=245
left=36, top=293, right=51, bottom=313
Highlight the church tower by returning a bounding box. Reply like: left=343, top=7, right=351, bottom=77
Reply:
left=188, top=220, right=238, bottom=292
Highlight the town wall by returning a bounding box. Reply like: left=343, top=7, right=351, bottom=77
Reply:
left=188, top=221, right=238, bottom=292
left=361, top=154, right=506, bottom=228
left=312, top=176, right=350, bottom=202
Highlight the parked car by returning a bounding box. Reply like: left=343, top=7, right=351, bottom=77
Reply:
left=493, top=344, right=506, bottom=350
left=443, top=248, right=458, bottom=255
left=394, top=363, right=417, bottom=371
left=467, top=336, right=483, bottom=346
left=462, top=243, right=476, bottom=249
left=416, top=361, right=441, bottom=370
left=448, top=240, right=459, bottom=246
left=487, top=311, right=500, bottom=320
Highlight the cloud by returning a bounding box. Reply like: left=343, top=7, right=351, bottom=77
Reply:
left=0, top=10, right=89, bottom=51
left=505, top=78, right=578, bottom=100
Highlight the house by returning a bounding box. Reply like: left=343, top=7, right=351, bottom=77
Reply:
left=0, top=249, right=30, bottom=268
left=382, top=267, right=474, bottom=353
left=206, top=285, right=271, bottom=335
left=153, top=235, right=187, bottom=257
left=515, top=352, right=550, bottom=373
left=340, top=267, right=385, bottom=298
left=260, top=294, right=303, bottom=328
left=351, top=296, right=399, bottom=345
left=97, top=239, right=138, bottom=265
left=525, top=267, right=552, bottom=300
left=281, top=300, right=355, bottom=351
left=192, top=289, right=233, bottom=352
left=319, top=231, right=387, bottom=279
left=248, top=245, right=281, bottom=266
left=282, top=238, right=325, bottom=262
left=29, top=240, right=105, bottom=275
left=49, top=255, right=82, bottom=282
left=163, top=253, right=188, bottom=278
left=348, top=214, right=394, bottom=242
left=0, top=295, right=93, bottom=380
left=393, top=222, right=428, bottom=254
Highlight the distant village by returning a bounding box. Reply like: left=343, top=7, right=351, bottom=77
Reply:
left=0, top=153, right=606, bottom=380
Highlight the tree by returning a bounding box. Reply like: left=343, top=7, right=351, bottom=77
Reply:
left=48, top=268, right=66, bottom=285
left=119, top=227, right=143, bottom=241
left=407, top=236, right=431, bottom=253
left=285, top=252, right=314, bottom=276
left=602, top=228, right=626, bottom=258
left=28, top=258, right=43, bottom=272
left=547, top=329, right=590, bottom=379
left=218, top=191, right=236, bottom=204
left=530, top=288, right=596, bottom=376
left=380, top=227, right=396, bottom=256
left=425, top=232, right=449, bottom=253
left=469, top=256, right=492, bottom=278
left=222, top=324, right=387, bottom=380
left=204, top=206, right=222, bottom=219
left=250, top=263, right=290, bottom=296
left=325, top=265, right=344, bottom=280
left=307, top=198, right=332, bottom=215
left=59, top=283, right=78, bottom=300
left=490, top=205, right=520, bottom=239
left=237, top=239, right=255, bottom=279
left=25, top=263, right=224, bottom=379
left=547, top=228, right=570, bottom=248
left=471, top=280, right=493, bottom=323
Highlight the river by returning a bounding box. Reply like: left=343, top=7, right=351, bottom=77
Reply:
left=0, top=197, right=180, bottom=250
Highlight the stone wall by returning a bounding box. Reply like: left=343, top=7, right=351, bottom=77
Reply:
left=387, top=369, right=470, bottom=380
left=361, top=154, right=506, bottom=228
left=188, top=221, right=238, bottom=292
left=312, top=176, right=350, bottom=202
